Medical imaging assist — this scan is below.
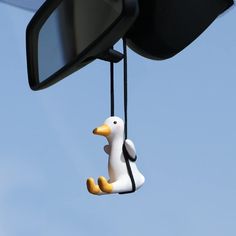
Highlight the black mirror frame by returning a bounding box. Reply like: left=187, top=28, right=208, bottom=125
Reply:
left=26, top=0, right=139, bottom=90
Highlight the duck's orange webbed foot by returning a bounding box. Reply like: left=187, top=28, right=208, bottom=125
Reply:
left=98, top=176, right=113, bottom=193
left=86, top=178, right=102, bottom=195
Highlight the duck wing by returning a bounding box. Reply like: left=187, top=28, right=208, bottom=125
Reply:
left=124, top=139, right=137, bottom=162
left=104, top=145, right=111, bottom=155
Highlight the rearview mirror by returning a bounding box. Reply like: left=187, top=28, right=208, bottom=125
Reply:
left=26, top=0, right=138, bottom=90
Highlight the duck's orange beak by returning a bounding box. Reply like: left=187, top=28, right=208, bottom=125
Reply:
left=93, top=124, right=111, bottom=137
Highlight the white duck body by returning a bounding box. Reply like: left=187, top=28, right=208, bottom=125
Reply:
left=107, top=135, right=144, bottom=192
left=87, top=116, right=145, bottom=195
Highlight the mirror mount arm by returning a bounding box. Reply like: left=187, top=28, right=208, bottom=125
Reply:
left=97, top=48, right=124, bottom=63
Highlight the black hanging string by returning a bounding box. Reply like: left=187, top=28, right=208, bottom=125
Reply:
left=121, top=38, right=137, bottom=194
left=110, top=60, right=115, bottom=117
left=123, top=38, right=128, bottom=140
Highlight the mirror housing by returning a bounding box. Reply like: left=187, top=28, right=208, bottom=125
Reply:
left=126, top=0, right=234, bottom=60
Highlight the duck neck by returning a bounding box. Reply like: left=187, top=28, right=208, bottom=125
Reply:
left=107, top=135, right=124, bottom=147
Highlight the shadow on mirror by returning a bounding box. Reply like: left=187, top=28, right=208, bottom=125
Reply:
left=37, top=0, right=122, bottom=83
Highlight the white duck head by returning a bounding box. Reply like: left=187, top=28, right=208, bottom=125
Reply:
left=93, top=116, right=124, bottom=143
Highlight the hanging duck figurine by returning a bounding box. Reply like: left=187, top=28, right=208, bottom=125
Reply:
left=86, top=116, right=145, bottom=195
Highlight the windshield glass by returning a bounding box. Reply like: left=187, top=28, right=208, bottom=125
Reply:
left=0, top=0, right=45, bottom=11
left=0, top=2, right=236, bottom=236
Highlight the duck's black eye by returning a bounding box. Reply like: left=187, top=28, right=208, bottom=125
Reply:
left=113, top=121, right=117, bottom=124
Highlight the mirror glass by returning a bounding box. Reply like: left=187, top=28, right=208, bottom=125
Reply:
left=37, top=0, right=122, bottom=83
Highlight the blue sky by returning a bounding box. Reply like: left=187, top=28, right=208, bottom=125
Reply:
left=0, top=2, right=236, bottom=236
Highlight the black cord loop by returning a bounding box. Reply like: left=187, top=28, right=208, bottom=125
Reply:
left=109, top=39, right=136, bottom=194
left=121, top=38, right=136, bottom=194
